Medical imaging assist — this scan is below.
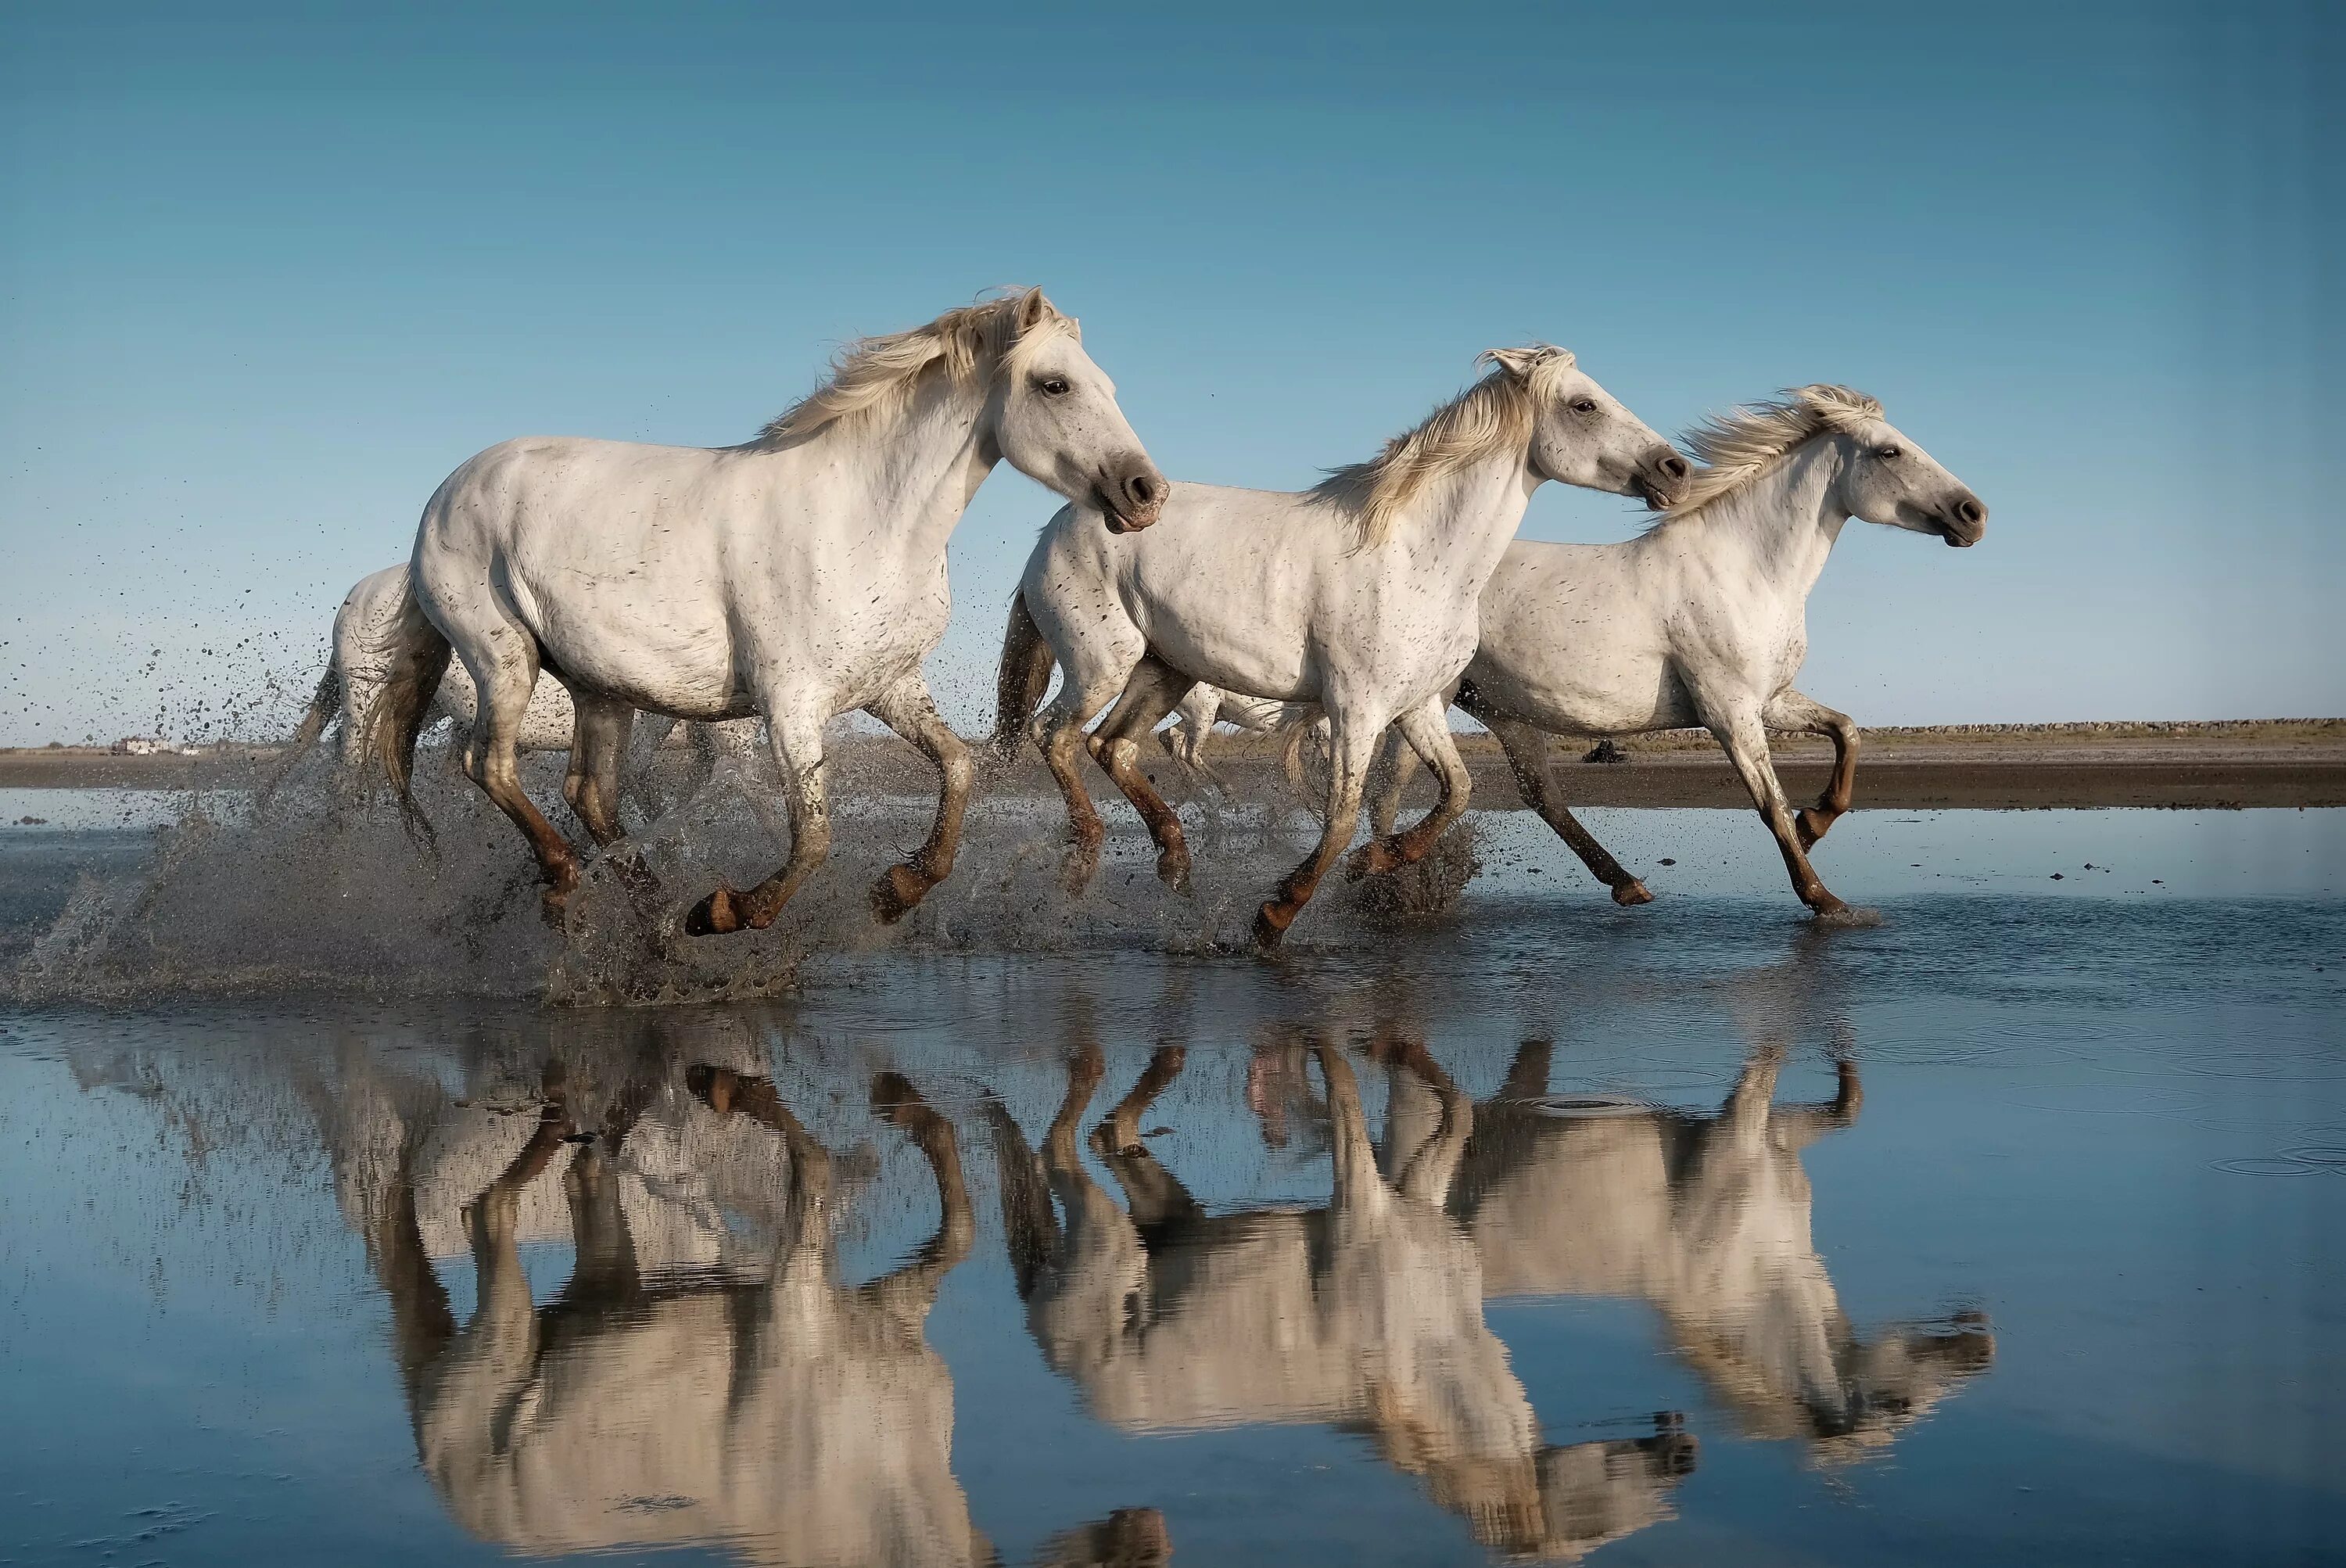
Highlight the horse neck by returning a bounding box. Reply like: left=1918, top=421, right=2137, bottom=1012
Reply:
left=1393, top=445, right=1538, bottom=588
left=782, top=376, right=994, bottom=560
left=1677, top=440, right=1848, bottom=607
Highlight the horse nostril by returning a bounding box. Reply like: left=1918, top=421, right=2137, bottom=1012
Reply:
left=1659, top=454, right=1690, bottom=481
left=1957, top=497, right=1985, bottom=526
left=1127, top=472, right=1159, bottom=506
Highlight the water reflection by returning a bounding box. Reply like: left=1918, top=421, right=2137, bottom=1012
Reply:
left=338, top=1032, right=995, bottom=1564
left=989, top=1020, right=1695, bottom=1562
left=262, top=965, right=1996, bottom=1564
left=1455, top=1039, right=1993, bottom=1462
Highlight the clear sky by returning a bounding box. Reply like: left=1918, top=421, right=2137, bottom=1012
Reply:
left=2, top=1, right=2338, bottom=745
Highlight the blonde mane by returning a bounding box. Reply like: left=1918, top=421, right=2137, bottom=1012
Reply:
left=1657, top=384, right=1884, bottom=523
left=1312, top=346, right=1579, bottom=549
left=750, top=288, right=1074, bottom=446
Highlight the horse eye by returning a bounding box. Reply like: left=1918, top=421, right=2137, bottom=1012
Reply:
left=1571, top=398, right=1598, bottom=414
left=1038, top=376, right=1071, bottom=397
left=1878, top=446, right=1903, bottom=460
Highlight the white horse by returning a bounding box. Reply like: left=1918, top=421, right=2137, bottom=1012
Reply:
left=1157, top=686, right=1326, bottom=803
left=994, top=346, right=1686, bottom=945
left=1367, top=386, right=1986, bottom=918
left=362, top=289, right=1164, bottom=927
left=277, top=565, right=765, bottom=819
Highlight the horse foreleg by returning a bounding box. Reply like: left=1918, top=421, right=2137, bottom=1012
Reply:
left=1765, top=690, right=1860, bottom=848
left=685, top=702, right=830, bottom=935
left=1709, top=706, right=1855, bottom=920
left=563, top=693, right=635, bottom=849
left=1346, top=696, right=1470, bottom=880
left=1463, top=696, right=1652, bottom=906
left=864, top=673, right=974, bottom=924
left=1364, top=726, right=1414, bottom=840
left=1091, top=658, right=1196, bottom=895
left=1254, top=719, right=1374, bottom=947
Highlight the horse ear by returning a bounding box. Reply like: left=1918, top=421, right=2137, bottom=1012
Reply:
left=1480, top=344, right=1570, bottom=381
left=1014, top=287, right=1058, bottom=335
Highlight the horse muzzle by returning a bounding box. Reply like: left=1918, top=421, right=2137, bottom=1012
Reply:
left=1939, top=493, right=1988, bottom=547
left=1637, top=450, right=1692, bottom=511
left=1098, top=461, right=1168, bottom=533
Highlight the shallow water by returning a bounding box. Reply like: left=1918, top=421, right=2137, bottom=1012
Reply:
left=2, top=806, right=2342, bottom=1565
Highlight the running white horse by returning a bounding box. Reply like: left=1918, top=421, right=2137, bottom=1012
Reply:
left=276, top=564, right=763, bottom=813
left=995, top=346, right=1686, bottom=945
left=1365, top=386, right=1986, bottom=919
left=362, top=289, right=1165, bottom=927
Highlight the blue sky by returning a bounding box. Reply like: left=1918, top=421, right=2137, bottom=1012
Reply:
left=2, top=2, right=2337, bottom=744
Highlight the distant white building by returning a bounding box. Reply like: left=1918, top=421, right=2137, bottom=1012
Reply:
left=109, top=737, right=200, bottom=756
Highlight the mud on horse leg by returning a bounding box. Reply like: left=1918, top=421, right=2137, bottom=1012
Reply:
left=1089, top=658, right=1197, bottom=895
left=864, top=673, right=975, bottom=924
left=685, top=705, right=830, bottom=935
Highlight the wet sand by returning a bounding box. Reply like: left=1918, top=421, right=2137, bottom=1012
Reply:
left=5, top=720, right=2344, bottom=809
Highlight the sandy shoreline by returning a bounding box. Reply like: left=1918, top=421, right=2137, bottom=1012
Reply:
left=5, top=720, right=2343, bottom=811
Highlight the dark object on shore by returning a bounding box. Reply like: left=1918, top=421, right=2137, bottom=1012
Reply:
left=1584, top=738, right=1627, bottom=765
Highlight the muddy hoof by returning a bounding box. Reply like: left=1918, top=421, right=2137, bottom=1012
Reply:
left=1156, top=849, right=1193, bottom=895
left=1795, top=807, right=1838, bottom=849
left=539, top=887, right=573, bottom=926
left=1345, top=838, right=1404, bottom=882
left=685, top=884, right=743, bottom=936
left=1061, top=839, right=1102, bottom=897
left=1612, top=879, right=1655, bottom=906
left=870, top=863, right=930, bottom=924
left=1252, top=901, right=1295, bottom=949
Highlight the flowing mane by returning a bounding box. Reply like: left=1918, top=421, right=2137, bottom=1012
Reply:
left=1655, top=385, right=1884, bottom=524
left=749, top=288, right=1075, bottom=447
left=1311, top=346, right=1579, bottom=549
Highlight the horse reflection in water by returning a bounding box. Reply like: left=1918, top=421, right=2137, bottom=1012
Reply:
left=989, top=1021, right=1697, bottom=1563
left=325, top=1023, right=1146, bottom=1568
left=1453, top=1021, right=1994, bottom=1462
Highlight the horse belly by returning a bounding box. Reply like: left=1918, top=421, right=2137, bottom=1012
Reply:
left=1124, top=575, right=1313, bottom=700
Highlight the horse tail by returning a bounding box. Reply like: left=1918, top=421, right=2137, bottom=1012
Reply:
left=991, top=589, right=1054, bottom=758
left=254, top=661, right=343, bottom=806
left=361, top=577, right=452, bottom=851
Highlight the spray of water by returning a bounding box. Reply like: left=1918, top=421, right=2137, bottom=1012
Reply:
left=7, top=742, right=1479, bottom=1006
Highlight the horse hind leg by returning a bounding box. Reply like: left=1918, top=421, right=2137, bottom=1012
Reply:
left=462, top=644, right=583, bottom=922
left=1464, top=697, right=1652, bottom=906
left=1090, top=657, right=1197, bottom=895
left=1766, top=691, right=1860, bottom=849
left=865, top=673, right=974, bottom=924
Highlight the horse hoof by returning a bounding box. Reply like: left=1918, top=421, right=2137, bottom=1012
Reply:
left=1252, top=902, right=1295, bottom=949
left=540, top=888, right=572, bottom=927
left=870, top=863, right=929, bottom=924
left=1156, top=852, right=1193, bottom=896
left=685, top=885, right=742, bottom=936
left=1612, top=880, right=1655, bottom=907
left=1345, top=838, right=1402, bottom=882
left=1795, top=808, right=1838, bottom=849
left=1060, top=846, right=1100, bottom=898
left=1813, top=902, right=1881, bottom=928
